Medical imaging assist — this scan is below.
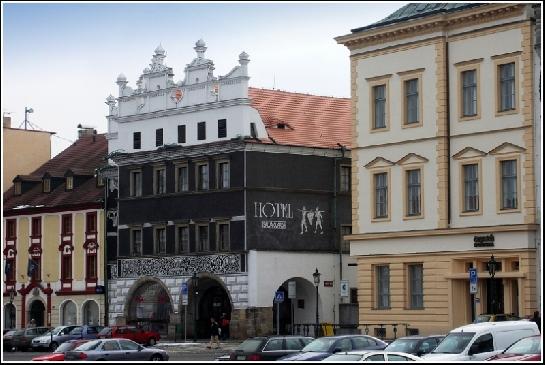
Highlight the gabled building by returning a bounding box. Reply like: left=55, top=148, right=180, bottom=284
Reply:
left=3, top=133, right=107, bottom=330
left=336, top=3, right=540, bottom=337
left=103, top=40, right=355, bottom=339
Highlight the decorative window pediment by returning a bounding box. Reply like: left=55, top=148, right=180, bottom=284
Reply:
left=396, top=153, right=429, bottom=165
left=364, top=157, right=394, bottom=169
left=452, top=147, right=487, bottom=160
left=488, top=142, right=526, bottom=155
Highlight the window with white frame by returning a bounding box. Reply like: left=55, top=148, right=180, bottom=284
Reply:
left=408, top=264, right=424, bottom=309
left=462, top=69, right=477, bottom=117
left=406, top=169, right=421, bottom=216
left=130, top=170, right=142, bottom=197
left=499, top=62, right=516, bottom=111
left=463, top=164, right=479, bottom=212
left=373, top=85, right=387, bottom=129
left=374, top=172, right=388, bottom=218
left=176, top=165, right=189, bottom=192
left=197, top=163, right=209, bottom=191
left=500, top=159, right=517, bottom=209
left=340, top=166, right=351, bottom=192
left=218, top=161, right=230, bottom=189
left=154, top=167, right=166, bottom=195
left=376, top=265, right=390, bottom=309
left=404, top=78, right=419, bottom=124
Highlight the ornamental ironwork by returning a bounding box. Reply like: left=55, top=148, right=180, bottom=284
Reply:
left=117, top=254, right=241, bottom=278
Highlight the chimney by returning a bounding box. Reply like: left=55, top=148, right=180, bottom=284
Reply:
left=3, top=115, right=11, bottom=128
left=77, top=123, right=96, bottom=139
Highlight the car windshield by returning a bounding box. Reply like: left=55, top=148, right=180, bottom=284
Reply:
left=302, top=338, right=337, bottom=352
left=504, top=337, right=541, bottom=355
left=323, top=354, right=363, bottom=361
left=432, top=332, right=475, bottom=354
left=236, top=339, right=264, bottom=352
left=385, top=339, right=419, bottom=352
left=474, top=315, right=491, bottom=323
left=75, top=340, right=102, bottom=351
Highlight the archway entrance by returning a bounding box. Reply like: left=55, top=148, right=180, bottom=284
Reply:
left=273, top=277, right=319, bottom=336
left=83, top=301, right=99, bottom=326
left=29, top=300, right=45, bottom=327
left=128, top=281, right=173, bottom=338
left=4, top=304, right=16, bottom=329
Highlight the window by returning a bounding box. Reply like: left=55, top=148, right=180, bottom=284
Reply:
left=387, top=355, right=411, bottom=361
left=32, top=217, right=41, bottom=237
left=156, top=128, right=163, bottom=147
left=340, top=166, right=351, bottom=192
left=341, top=225, right=352, bottom=253
left=176, top=226, right=189, bottom=254
left=374, top=172, right=388, bottom=218
left=62, top=255, right=72, bottom=280
left=119, top=339, right=140, bottom=351
left=404, top=78, right=419, bottom=124
left=366, top=354, right=385, bottom=361
left=462, top=70, right=477, bottom=117
left=6, top=220, right=16, bottom=239
left=178, top=125, right=186, bottom=143
left=14, top=182, right=22, bottom=195
left=463, top=164, right=479, bottom=212
left=154, top=166, right=166, bottom=195
left=66, top=176, right=73, bottom=191
left=43, top=178, right=51, bottom=193
left=217, top=223, right=229, bottom=251
left=197, top=224, right=209, bottom=251
left=198, top=121, right=206, bottom=140
left=500, top=160, right=517, bottom=210
left=471, top=334, right=494, bottom=354
left=376, top=265, right=390, bottom=309
left=499, top=62, right=516, bottom=111
left=131, top=229, right=142, bottom=256
left=176, top=165, right=189, bottom=192
left=250, top=122, right=257, bottom=138
left=62, top=215, right=72, bottom=235
left=154, top=227, right=166, bottom=255
left=263, top=338, right=283, bottom=351
left=350, top=288, right=358, bottom=304
left=217, top=161, right=230, bottom=189
left=218, top=119, right=227, bottom=138
left=197, top=163, right=209, bottom=191
left=86, top=212, right=97, bottom=233
left=408, top=264, right=424, bottom=309
left=6, top=258, right=15, bottom=281
left=406, top=169, right=421, bottom=216
left=86, top=255, right=97, bottom=279
left=130, top=170, right=142, bottom=197
left=133, top=132, right=141, bottom=150
left=373, top=85, right=387, bottom=129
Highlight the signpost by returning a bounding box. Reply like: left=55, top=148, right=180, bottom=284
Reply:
left=469, top=268, right=478, bottom=322
left=340, top=280, right=349, bottom=298
left=288, top=282, right=296, bottom=335
left=181, top=283, right=188, bottom=342
left=274, top=291, right=284, bottom=335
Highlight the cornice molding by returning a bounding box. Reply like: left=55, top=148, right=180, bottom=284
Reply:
left=364, top=157, right=395, bottom=169
left=452, top=146, right=487, bottom=160
left=488, top=142, right=526, bottom=155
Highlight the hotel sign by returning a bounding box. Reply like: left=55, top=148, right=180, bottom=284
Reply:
left=474, top=234, right=494, bottom=247
left=254, top=201, right=325, bottom=235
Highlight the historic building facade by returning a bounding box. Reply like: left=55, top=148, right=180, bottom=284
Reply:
left=336, top=3, right=540, bottom=336
left=3, top=134, right=107, bottom=330
left=103, top=40, right=355, bottom=339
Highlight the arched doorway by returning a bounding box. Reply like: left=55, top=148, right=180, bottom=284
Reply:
left=29, top=300, right=45, bottom=327
left=61, top=300, right=77, bottom=325
left=4, top=304, right=16, bottom=329
left=273, top=277, right=319, bottom=336
left=128, top=281, right=172, bottom=338
left=82, top=300, right=99, bottom=326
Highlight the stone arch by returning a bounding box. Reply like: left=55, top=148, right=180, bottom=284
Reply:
left=27, top=297, right=46, bottom=327
left=81, top=299, right=100, bottom=326
left=59, top=299, right=77, bottom=325
left=123, top=276, right=174, bottom=319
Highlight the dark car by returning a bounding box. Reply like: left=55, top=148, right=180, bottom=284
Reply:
left=66, top=325, right=104, bottom=341
left=12, top=327, right=51, bottom=351
left=473, top=313, right=521, bottom=323
left=65, top=338, right=169, bottom=361
left=32, top=339, right=89, bottom=361
left=31, top=325, right=80, bottom=351
left=486, top=335, right=541, bottom=361
left=228, top=335, right=314, bottom=361
left=3, top=330, right=18, bottom=352
left=279, top=335, right=388, bottom=361
left=98, top=326, right=161, bottom=346
left=383, top=335, right=445, bottom=356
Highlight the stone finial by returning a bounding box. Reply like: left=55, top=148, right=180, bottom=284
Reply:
left=155, top=43, right=165, bottom=55
left=194, top=39, right=207, bottom=59
left=117, top=73, right=127, bottom=82
left=239, top=51, right=250, bottom=65
left=106, top=94, right=116, bottom=104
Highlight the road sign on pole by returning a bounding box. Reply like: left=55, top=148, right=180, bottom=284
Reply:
left=469, top=268, right=478, bottom=294
left=181, top=282, right=189, bottom=305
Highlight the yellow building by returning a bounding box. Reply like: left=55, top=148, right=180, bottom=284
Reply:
left=2, top=115, right=54, bottom=192
left=3, top=133, right=107, bottom=330
left=336, top=3, right=540, bottom=337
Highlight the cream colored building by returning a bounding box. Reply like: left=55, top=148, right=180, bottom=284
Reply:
left=2, top=116, right=54, bottom=192
left=336, top=3, right=540, bottom=336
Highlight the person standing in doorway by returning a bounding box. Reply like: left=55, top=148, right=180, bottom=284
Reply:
left=28, top=319, right=37, bottom=328
left=207, top=317, right=221, bottom=349
left=220, top=313, right=230, bottom=340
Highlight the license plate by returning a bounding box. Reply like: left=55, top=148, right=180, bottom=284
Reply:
left=237, top=356, right=246, bottom=360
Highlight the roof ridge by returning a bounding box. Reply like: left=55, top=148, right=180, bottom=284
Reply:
left=249, top=86, right=350, bottom=100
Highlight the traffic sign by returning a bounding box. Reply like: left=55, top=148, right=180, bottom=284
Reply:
left=274, top=291, right=284, bottom=303
left=469, top=268, right=478, bottom=294
left=181, top=282, right=188, bottom=305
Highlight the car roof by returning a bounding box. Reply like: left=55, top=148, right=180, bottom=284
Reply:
left=451, top=320, right=536, bottom=333
left=393, top=335, right=444, bottom=340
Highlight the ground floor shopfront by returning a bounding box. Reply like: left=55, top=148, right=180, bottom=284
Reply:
left=349, top=225, right=539, bottom=338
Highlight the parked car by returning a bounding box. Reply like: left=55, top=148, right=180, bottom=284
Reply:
left=279, top=335, right=388, bottom=361
left=66, top=325, right=104, bottom=341
left=423, top=321, right=540, bottom=361
left=3, top=329, right=18, bottom=351
left=474, top=313, right=522, bottom=323
left=64, top=338, right=169, bottom=361
left=12, top=327, right=51, bottom=351
left=31, top=325, right=79, bottom=351
left=32, top=339, right=89, bottom=361
left=228, top=335, right=314, bottom=361
left=323, top=350, right=423, bottom=361
left=98, top=326, right=161, bottom=346
left=486, top=335, right=541, bottom=361
left=383, top=335, right=445, bottom=356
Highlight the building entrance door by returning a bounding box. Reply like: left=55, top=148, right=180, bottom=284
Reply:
left=29, top=300, right=45, bottom=326
left=486, top=278, right=504, bottom=314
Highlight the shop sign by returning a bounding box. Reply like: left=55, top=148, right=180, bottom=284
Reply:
left=474, top=234, right=494, bottom=247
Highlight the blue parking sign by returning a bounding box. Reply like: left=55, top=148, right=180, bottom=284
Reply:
left=181, top=282, right=188, bottom=295
left=469, top=268, right=477, bottom=283
left=274, top=291, right=284, bottom=303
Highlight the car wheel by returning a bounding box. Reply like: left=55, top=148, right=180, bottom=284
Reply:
left=150, top=354, right=163, bottom=361
left=50, top=342, right=58, bottom=351
left=148, top=337, right=157, bottom=346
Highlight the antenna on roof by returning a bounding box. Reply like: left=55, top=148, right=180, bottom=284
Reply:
left=273, top=74, right=276, bottom=90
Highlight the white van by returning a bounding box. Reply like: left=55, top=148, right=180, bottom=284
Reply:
left=422, top=321, right=539, bottom=361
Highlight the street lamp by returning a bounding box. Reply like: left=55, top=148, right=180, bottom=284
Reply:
left=487, top=255, right=497, bottom=315
left=192, top=272, right=199, bottom=342
left=9, top=289, right=15, bottom=304
left=312, top=268, right=321, bottom=337
left=24, top=107, right=34, bottom=130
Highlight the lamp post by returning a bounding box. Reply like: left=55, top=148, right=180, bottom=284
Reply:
left=312, top=268, right=321, bottom=337
left=24, top=107, right=34, bottom=130
left=192, top=272, right=199, bottom=342
left=487, top=255, right=497, bottom=315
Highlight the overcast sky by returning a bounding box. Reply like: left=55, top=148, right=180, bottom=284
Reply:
left=2, top=1, right=406, bottom=157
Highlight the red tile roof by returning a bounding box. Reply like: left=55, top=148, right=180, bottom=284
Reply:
left=4, top=134, right=107, bottom=212
left=248, top=87, right=351, bottom=149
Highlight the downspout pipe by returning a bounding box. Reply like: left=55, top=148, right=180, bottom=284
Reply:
left=446, top=35, right=452, bottom=226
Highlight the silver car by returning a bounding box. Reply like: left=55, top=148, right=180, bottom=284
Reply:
left=64, top=338, right=169, bottom=361
left=31, top=325, right=79, bottom=351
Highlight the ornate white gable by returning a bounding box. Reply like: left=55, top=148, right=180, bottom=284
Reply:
left=396, top=153, right=429, bottom=165
left=452, top=147, right=487, bottom=160
left=364, top=157, right=395, bottom=169
left=488, top=142, right=526, bottom=155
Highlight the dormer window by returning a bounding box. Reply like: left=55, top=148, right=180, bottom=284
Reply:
left=43, top=178, right=51, bottom=193
left=66, top=176, right=74, bottom=191
left=14, top=182, right=21, bottom=195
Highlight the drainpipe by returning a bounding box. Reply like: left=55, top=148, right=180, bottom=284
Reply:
left=335, top=144, right=346, bottom=299
left=445, top=35, right=452, bottom=226
left=103, top=171, right=109, bottom=327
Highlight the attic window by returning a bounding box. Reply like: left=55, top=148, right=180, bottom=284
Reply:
left=14, top=182, right=22, bottom=195
left=66, top=176, right=74, bottom=191
left=43, top=178, right=51, bottom=193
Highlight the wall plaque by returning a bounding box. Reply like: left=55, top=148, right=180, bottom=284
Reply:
left=474, top=234, right=494, bottom=247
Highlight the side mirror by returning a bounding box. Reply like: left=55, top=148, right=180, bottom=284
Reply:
left=138, top=345, right=144, bottom=352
